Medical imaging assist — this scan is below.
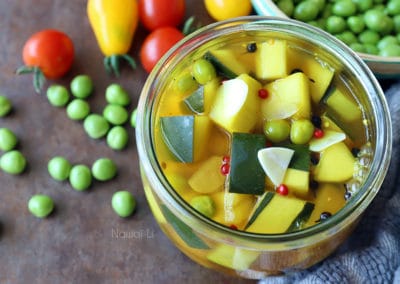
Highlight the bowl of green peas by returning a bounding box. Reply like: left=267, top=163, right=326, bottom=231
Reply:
left=252, top=0, right=400, bottom=78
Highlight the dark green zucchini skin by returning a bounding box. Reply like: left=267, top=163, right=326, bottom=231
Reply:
left=229, top=132, right=266, bottom=195
left=204, top=51, right=237, bottom=79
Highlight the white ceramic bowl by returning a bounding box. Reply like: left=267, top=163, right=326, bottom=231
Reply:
left=251, top=0, right=400, bottom=78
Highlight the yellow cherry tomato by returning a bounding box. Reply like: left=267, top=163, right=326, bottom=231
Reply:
left=204, top=0, right=252, bottom=21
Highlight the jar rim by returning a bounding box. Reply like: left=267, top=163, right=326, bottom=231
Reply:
left=136, top=16, right=392, bottom=247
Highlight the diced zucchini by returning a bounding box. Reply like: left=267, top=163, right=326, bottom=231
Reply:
left=212, top=191, right=256, bottom=229
left=184, top=86, right=204, bottom=114
left=204, top=50, right=249, bottom=79
left=246, top=191, right=314, bottom=234
left=287, top=47, right=334, bottom=103
left=282, top=168, right=310, bottom=198
left=207, top=244, right=259, bottom=270
left=160, top=115, right=212, bottom=163
left=255, top=39, right=288, bottom=80
left=321, top=86, right=362, bottom=123
left=314, top=142, right=355, bottom=182
left=280, top=143, right=311, bottom=171
left=203, top=77, right=221, bottom=114
left=229, top=133, right=266, bottom=195
left=261, top=72, right=311, bottom=121
left=188, top=156, right=226, bottom=194
left=306, top=183, right=346, bottom=226
left=209, top=74, right=262, bottom=133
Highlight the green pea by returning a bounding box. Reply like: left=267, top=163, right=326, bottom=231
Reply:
left=192, top=59, right=217, bottom=85
left=263, top=119, right=290, bottom=143
left=111, top=191, right=136, bottom=217
left=69, top=164, right=92, bottom=191
left=83, top=114, right=110, bottom=139
left=28, top=194, right=54, bottom=218
left=91, top=158, right=117, bottom=181
left=277, top=0, right=295, bottom=17
left=0, top=150, right=26, bottom=175
left=130, top=108, right=137, bottom=128
left=332, top=0, right=356, bottom=17
left=105, top=84, right=131, bottom=106
left=46, top=85, right=70, bottom=107
left=364, top=43, right=380, bottom=55
left=290, top=119, right=314, bottom=145
left=393, top=15, right=400, bottom=33
left=70, top=75, right=93, bottom=99
left=294, top=1, right=319, bottom=21
left=103, top=104, right=128, bottom=125
left=364, top=10, right=392, bottom=33
left=379, top=44, right=400, bottom=56
left=350, top=42, right=366, bottom=53
left=0, top=128, right=17, bottom=151
left=377, top=36, right=398, bottom=50
left=326, top=16, right=347, bottom=34
left=48, top=156, right=72, bottom=181
left=347, top=16, right=365, bottom=34
left=358, top=30, right=380, bottom=44
left=107, top=126, right=129, bottom=150
left=387, top=0, right=400, bottom=16
left=66, top=99, right=90, bottom=120
left=175, top=72, right=198, bottom=94
left=309, top=0, right=325, bottom=12
left=0, top=95, right=12, bottom=117
left=190, top=195, right=215, bottom=218
left=335, top=31, right=358, bottom=45
left=352, top=0, right=373, bottom=12
left=321, top=3, right=333, bottom=18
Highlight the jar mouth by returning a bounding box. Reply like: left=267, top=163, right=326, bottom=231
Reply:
left=136, top=16, right=392, bottom=245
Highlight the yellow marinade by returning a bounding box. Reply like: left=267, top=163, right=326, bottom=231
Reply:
left=153, top=37, right=369, bottom=234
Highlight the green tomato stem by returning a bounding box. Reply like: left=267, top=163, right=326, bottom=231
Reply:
left=104, top=54, right=137, bottom=77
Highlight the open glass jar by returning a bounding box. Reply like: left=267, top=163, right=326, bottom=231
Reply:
left=136, top=17, right=392, bottom=279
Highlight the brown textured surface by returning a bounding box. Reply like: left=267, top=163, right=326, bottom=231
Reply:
left=0, top=1, right=254, bottom=283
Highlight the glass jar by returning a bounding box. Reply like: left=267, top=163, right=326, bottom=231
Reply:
left=136, top=16, right=392, bottom=279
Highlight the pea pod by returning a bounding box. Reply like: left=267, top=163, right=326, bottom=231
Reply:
left=87, top=0, right=138, bottom=76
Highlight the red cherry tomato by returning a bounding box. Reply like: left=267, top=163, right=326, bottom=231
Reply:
left=140, top=27, right=184, bottom=73
left=22, top=29, right=74, bottom=79
left=138, top=0, right=185, bottom=31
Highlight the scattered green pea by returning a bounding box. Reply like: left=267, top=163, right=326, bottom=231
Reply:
left=111, top=191, right=136, bottom=217
left=190, top=195, right=215, bottom=218
left=358, top=30, right=380, bottom=44
left=105, top=84, right=131, bottom=106
left=387, top=0, right=400, bottom=16
left=66, top=99, right=90, bottom=120
left=0, top=95, right=12, bottom=117
left=103, top=104, right=129, bottom=125
left=350, top=42, right=366, bottom=53
left=0, top=128, right=18, bottom=151
left=107, top=126, right=129, bottom=150
left=69, top=164, right=92, bottom=191
left=70, top=74, right=93, bottom=99
left=83, top=114, right=110, bottom=139
left=48, top=156, right=72, bottom=181
left=290, top=119, right=314, bottom=145
left=28, top=194, right=54, bottom=218
left=46, top=85, right=70, bottom=107
left=0, top=150, right=26, bottom=175
left=192, top=58, right=217, bottom=85
left=91, top=158, right=117, bottom=181
left=377, top=35, right=398, bottom=50
left=263, top=119, right=290, bottom=143
left=130, top=108, right=137, bottom=128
